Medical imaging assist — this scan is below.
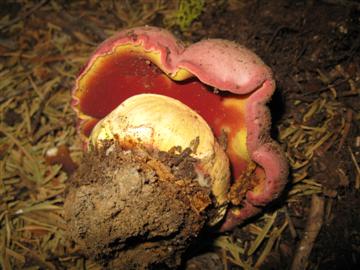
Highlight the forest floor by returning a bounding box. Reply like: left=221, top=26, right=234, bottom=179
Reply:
left=0, top=1, right=359, bottom=269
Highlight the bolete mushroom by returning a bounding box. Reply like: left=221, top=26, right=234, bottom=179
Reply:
left=64, top=26, right=288, bottom=269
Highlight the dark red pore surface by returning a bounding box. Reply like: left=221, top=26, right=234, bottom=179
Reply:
left=77, top=50, right=247, bottom=177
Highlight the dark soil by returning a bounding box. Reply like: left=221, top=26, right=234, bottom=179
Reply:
left=64, top=141, right=212, bottom=269
left=189, top=1, right=359, bottom=269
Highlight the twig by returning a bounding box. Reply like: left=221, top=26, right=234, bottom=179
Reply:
left=348, top=147, right=360, bottom=189
left=336, top=109, right=352, bottom=152
left=222, top=248, right=228, bottom=270
left=291, top=194, right=325, bottom=270
left=285, top=207, right=298, bottom=239
left=0, top=0, right=48, bottom=31
left=301, top=78, right=349, bottom=96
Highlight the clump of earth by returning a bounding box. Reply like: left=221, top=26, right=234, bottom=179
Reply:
left=63, top=140, right=213, bottom=269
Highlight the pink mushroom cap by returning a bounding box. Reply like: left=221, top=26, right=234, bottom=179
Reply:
left=72, top=26, right=288, bottom=231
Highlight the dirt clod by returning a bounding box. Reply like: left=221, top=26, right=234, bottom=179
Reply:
left=64, top=141, right=211, bottom=269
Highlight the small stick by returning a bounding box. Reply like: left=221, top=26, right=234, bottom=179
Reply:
left=336, top=109, right=353, bottom=152
left=290, top=194, right=325, bottom=270
left=285, top=207, right=298, bottom=239
left=348, top=146, right=360, bottom=189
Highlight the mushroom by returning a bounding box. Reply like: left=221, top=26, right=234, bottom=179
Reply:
left=65, top=26, right=288, bottom=268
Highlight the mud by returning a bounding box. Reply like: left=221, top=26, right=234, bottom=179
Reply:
left=63, top=140, right=212, bottom=269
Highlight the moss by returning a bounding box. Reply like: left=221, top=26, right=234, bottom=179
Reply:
left=163, top=0, right=205, bottom=31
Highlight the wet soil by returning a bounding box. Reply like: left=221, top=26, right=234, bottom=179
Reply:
left=64, top=141, right=212, bottom=269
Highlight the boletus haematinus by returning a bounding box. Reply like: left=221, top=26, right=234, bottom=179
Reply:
left=64, top=26, right=288, bottom=269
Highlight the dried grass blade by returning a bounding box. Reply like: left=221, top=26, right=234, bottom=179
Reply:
left=16, top=199, right=62, bottom=215
left=247, top=212, right=277, bottom=255
left=5, top=248, right=25, bottom=265
left=42, top=164, right=62, bottom=185
left=255, top=220, right=288, bottom=267
left=214, top=236, right=255, bottom=269
left=16, top=225, right=55, bottom=233
left=0, top=245, right=11, bottom=270
left=20, top=215, right=57, bottom=230
left=305, top=131, right=333, bottom=157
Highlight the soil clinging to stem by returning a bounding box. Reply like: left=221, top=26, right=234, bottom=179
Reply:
left=63, top=140, right=213, bottom=269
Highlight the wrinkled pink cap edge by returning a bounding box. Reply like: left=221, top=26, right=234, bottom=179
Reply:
left=73, top=26, right=288, bottom=231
